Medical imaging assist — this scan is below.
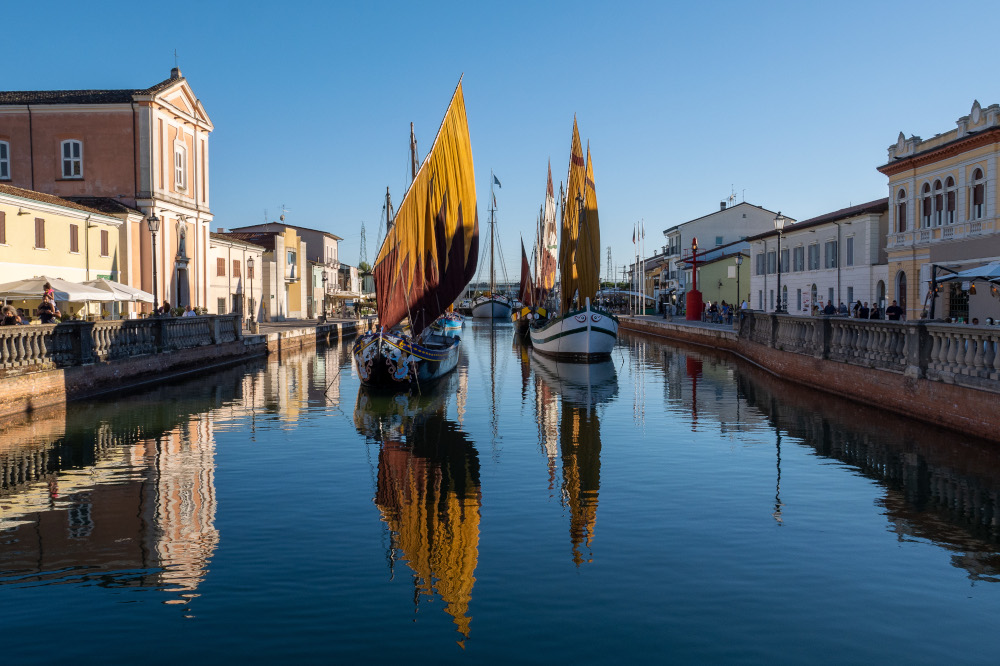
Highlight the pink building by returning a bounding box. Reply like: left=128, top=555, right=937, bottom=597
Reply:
left=0, top=68, right=213, bottom=311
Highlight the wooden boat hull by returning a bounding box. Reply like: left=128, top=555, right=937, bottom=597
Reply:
left=353, top=330, right=460, bottom=389
left=471, top=297, right=512, bottom=319
left=528, top=299, right=618, bottom=361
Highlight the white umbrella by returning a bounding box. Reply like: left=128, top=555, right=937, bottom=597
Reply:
left=936, top=261, right=1000, bottom=285
left=0, top=275, right=115, bottom=302
left=82, top=278, right=154, bottom=303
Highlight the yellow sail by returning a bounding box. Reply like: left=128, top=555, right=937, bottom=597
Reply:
left=559, top=118, right=586, bottom=313
left=373, top=79, right=479, bottom=335
left=577, top=143, right=601, bottom=303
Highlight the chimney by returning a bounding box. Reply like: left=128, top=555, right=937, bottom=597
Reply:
left=171, top=67, right=182, bottom=79
left=720, top=201, right=727, bottom=211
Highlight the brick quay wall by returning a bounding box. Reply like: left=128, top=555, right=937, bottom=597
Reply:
left=620, top=314, right=1000, bottom=442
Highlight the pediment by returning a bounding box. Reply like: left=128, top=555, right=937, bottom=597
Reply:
left=153, top=79, right=213, bottom=129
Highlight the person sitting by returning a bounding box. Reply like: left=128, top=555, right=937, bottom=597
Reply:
left=158, top=301, right=171, bottom=316
left=183, top=305, right=197, bottom=317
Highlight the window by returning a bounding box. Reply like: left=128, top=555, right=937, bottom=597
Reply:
left=846, top=237, right=854, bottom=266
left=807, top=244, right=819, bottom=270
left=0, top=211, right=5, bottom=244
left=100, top=229, right=109, bottom=257
left=217, top=297, right=226, bottom=314
left=61, top=140, right=82, bottom=178
left=769, top=289, right=774, bottom=310
left=945, top=176, right=956, bottom=224
left=824, top=240, right=838, bottom=269
left=828, top=287, right=834, bottom=304
left=766, top=251, right=776, bottom=274
left=715, top=235, right=723, bottom=246
left=847, top=286, right=854, bottom=304
left=287, top=250, right=296, bottom=265
left=796, top=289, right=802, bottom=311
left=971, top=168, right=985, bottom=220
left=233, top=260, right=241, bottom=278
left=793, top=246, right=804, bottom=272
left=780, top=248, right=789, bottom=273
left=921, top=183, right=931, bottom=228
left=755, top=253, right=765, bottom=276
left=933, top=180, right=943, bottom=226
left=34, top=217, right=45, bottom=249
left=174, top=142, right=187, bottom=190
left=758, top=290, right=763, bottom=310
left=896, top=188, right=907, bottom=232
left=217, top=258, right=226, bottom=276
left=69, top=224, right=79, bottom=253
left=0, top=140, right=9, bottom=179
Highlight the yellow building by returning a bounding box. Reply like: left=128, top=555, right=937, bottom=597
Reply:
left=0, top=183, right=123, bottom=317
left=878, top=100, right=1000, bottom=320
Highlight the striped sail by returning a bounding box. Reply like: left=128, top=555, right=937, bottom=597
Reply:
left=373, top=79, right=479, bottom=336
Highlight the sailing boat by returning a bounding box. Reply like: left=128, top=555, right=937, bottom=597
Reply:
left=512, top=161, right=559, bottom=340
left=471, top=173, right=513, bottom=318
left=529, top=119, right=618, bottom=360
left=352, top=78, right=479, bottom=389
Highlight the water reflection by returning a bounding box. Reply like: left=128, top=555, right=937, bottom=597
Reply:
left=531, top=351, right=618, bottom=565
left=354, top=376, right=481, bottom=644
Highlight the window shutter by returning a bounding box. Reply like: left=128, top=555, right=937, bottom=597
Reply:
left=70, top=224, right=79, bottom=253
left=0, top=211, right=5, bottom=244
left=101, top=229, right=109, bottom=256
left=217, top=257, right=225, bottom=276
left=35, top=218, right=45, bottom=248
left=233, top=260, right=240, bottom=278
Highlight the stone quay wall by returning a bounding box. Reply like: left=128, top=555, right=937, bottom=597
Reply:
left=620, top=314, right=1000, bottom=442
left=262, top=317, right=376, bottom=355
left=0, top=315, right=263, bottom=417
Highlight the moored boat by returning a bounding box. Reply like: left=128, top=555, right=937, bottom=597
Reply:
left=529, top=118, right=618, bottom=360
left=472, top=171, right=513, bottom=319
left=353, top=78, right=479, bottom=390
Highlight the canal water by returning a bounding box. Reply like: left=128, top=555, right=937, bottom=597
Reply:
left=1, top=321, right=999, bottom=663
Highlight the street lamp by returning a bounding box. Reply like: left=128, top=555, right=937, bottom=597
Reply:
left=248, top=256, right=256, bottom=326
left=146, top=212, right=160, bottom=316
left=773, top=212, right=786, bottom=313
left=735, top=254, right=743, bottom=310
left=322, top=272, right=328, bottom=319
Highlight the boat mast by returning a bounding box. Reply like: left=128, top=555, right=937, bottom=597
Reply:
left=490, top=170, right=496, bottom=296
left=409, top=122, right=418, bottom=182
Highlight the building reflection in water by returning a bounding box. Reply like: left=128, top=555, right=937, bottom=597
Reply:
left=530, top=350, right=618, bottom=566
left=354, top=374, right=481, bottom=645
left=640, top=334, right=1000, bottom=583
left=0, top=361, right=267, bottom=608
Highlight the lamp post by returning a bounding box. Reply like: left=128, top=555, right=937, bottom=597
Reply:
left=773, top=212, right=786, bottom=313
left=322, top=272, right=328, bottom=320
left=146, top=212, right=160, bottom=316
left=735, top=254, right=743, bottom=310
left=248, top=256, right=256, bottom=327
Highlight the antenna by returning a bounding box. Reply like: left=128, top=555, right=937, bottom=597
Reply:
left=174, top=49, right=178, bottom=68
left=359, top=220, right=368, bottom=268
left=279, top=203, right=291, bottom=222
left=606, top=246, right=613, bottom=286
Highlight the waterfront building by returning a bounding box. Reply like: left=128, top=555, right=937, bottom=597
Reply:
left=0, top=183, right=124, bottom=317
left=0, top=68, right=214, bottom=312
left=747, top=199, right=889, bottom=314
left=661, top=201, right=789, bottom=306
left=229, top=222, right=341, bottom=317
left=221, top=228, right=306, bottom=320
left=207, top=232, right=264, bottom=319
left=695, top=250, right=749, bottom=309
left=877, top=100, right=1000, bottom=321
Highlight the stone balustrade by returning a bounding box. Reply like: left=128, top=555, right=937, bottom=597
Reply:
left=0, top=315, right=242, bottom=374
left=740, top=312, right=1000, bottom=393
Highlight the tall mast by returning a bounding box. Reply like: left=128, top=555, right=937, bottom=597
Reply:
left=385, top=186, right=392, bottom=231
left=490, top=170, right=496, bottom=295
left=409, top=122, right=418, bottom=182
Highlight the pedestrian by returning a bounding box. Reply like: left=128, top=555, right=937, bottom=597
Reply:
left=823, top=300, right=836, bottom=315
left=183, top=305, right=197, bottom=317
left=859, top=301, right=870, bottom=319
left=838, top=301, right=848, bottom=315
left=885, top=299, right=903, bottom=321
left=1, top=305, right=21, bottom=325
left=36, top=296, right=60, bottom=324
left=43, top=282, right=55, bottom=302
left=853, top=300, right=862, bottom=318
left=158, top=300, right=171, bottom=316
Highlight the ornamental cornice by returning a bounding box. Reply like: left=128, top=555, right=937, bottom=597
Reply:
left=878, top=128, right=1000, bottom=177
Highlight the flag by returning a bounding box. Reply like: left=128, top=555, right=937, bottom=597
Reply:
left=493, top=174, right=502, bottom=188
left=632, top=227, right=636, bottom=244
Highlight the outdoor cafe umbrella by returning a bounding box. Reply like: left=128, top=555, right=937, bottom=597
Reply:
left=0, top=275, right=115, bottom=302
left=82, top=278, right=155, bottom=303
left=936, top=261, right=1000, bottom=286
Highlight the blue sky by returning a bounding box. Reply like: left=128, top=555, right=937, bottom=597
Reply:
left=6, top=1, right=998, bottom=280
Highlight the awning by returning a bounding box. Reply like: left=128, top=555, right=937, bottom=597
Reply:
left=0, top=275, right=116, bottom=302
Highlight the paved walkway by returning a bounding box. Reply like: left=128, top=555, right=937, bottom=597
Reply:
left=255, top=317, right=368, bottom=334
left=622, top=314, right=737, bottom=332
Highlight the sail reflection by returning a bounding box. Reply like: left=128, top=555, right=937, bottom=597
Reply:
left=354, top=379, right=482, bottom=643
left=531, top=351, right=618, bottom=565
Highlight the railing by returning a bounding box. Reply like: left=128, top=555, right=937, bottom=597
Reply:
left=739, top=312, right=1000, bottom=393
left=0, top=315, right=242, bottom=372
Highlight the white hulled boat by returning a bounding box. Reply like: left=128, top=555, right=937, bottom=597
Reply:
left=529, top=118, right=618, bottom=360
left=471, top=171, right=513, bottom=319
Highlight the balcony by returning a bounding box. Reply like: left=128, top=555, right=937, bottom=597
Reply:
left=886, top=218, right=998, bottom=250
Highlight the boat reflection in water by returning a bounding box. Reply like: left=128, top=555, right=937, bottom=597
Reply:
left=354, top=377, right=482, bottom=644
left=530, top=350, right=618, bottom=565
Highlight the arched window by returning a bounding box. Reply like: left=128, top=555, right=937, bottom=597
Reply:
left=971, top=168, right=985, bottom=220
left=945, top=177, right=956, bottom=224
left=921, top=183, right=932, bottom=228
left=61, top=139, right=83, bottom=179
left=896, top=188, right=907, bottom=232
left=933, top=180, right=943, bottom=226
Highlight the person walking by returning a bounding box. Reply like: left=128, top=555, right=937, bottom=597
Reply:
left=37, top=296, right=60, bottom=324
left=859, top=301, right=870, bottom=319
left=885, top=300, right=904, bottom=321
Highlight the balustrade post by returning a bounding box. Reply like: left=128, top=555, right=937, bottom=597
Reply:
left=157, top=317, right=169, bottom=352
left=904, top=321, right=927, bottom=378
left=211, top=316, right=222, bottom=345
left=79, top=321, right=96, bottom=364
left=813, top=317, right=830, bottom=360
